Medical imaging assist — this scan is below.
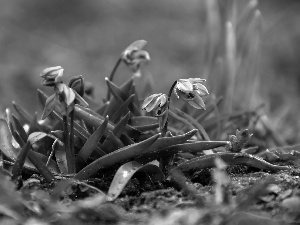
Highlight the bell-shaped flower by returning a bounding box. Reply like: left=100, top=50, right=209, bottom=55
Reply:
left=40, top=66, right=64, bottom=86
left=174, top=78, right=209, bottom=110
left=142, top=93, right=168, bottom=130
left=121, top=40, right=150, bottom=77
left=142, top=93, right=167, bottom=114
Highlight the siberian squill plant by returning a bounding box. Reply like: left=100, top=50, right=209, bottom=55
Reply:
left=106, top=40, right=150, bottom=100
left=142, top=78, right=209, bottom=136
left=0, top=37, right=293, bottom=225
left=40, top=66, right=88, bottom=173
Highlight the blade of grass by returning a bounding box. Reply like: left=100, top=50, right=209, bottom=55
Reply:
left=174, top=108, right=210, bottom=141
left=169, top=110, right=200, bottom=139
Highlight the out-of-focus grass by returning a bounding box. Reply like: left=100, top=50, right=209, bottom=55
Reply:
left=0, top=0, right=300, bottom=142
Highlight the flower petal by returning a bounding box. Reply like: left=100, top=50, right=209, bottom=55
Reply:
left=124, top=40, right=147, bottom=53
left=194, top=83, right=209, bottom=96
left=174, top=88, right=195, bottom=101
left=188, top=78, right=206, bottom=83
left=40, top=66, right=63, bottom=78
left=144, top=96, right=162, bottom=112
left=176, top=79, right=193, bottom=92
left=62, top=86, right=76, bottom=106
left=142, top=94, right=161, bottom=110
left=158, top=94, right=167, bottom=106
left=188, top=93, right=206, bottom=110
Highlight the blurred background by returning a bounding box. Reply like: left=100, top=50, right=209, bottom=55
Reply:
left=0, top=0, right=300, bottom=142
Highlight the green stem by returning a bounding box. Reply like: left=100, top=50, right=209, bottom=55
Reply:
left=106, top=57, right=122, bottom=101
left=161, top=80, right=178, bottom=136
left=63, top=115, right=75, bottom=174
left=69, top=110, right=75, bottom=169
left=160, top=80, right=178, bottom=173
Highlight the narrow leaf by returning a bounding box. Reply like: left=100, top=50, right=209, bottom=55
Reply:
left=110, top=94, right=135, bottom=123
left=11, top=141, right=31, bottom=180
left=12, top=114, right=28, bottom=143
left=129, top=116, right=157, bottom=126
left=102, top=113, right=130, bottom=153
left=77, top=116, right=109, bottom=163
left=74, top=133, right=160, bottom=180
left=12, top=101, right=32, bottom=124
left=27, top=150, right=55, bottom=183
left=175, top=153, right=290, bottom=173
left=103, top=77, right=134, bottom=117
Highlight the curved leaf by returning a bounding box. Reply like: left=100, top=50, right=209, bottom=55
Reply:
left=137, top=141, right=231, bottom=164
left=175, top=153, right=290, bottom=173
left=107, top=161, right=163, bottom=201
left=74, top=133, right=160, bottom=180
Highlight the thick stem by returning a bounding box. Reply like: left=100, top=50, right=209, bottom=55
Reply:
left=161, top=80, right=178, bottom=136
left=160, top=80, right=178, bottom=174
left=106, top=57, right=122, bottom=101
left=69, top=110, right=75, bottom=169
left=63, top=115, right=76, bottom=174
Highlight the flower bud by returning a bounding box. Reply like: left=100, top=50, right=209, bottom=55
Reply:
left=40, top=66, right=64, bottom=86
left=142, top=93, right=167, bottom=115
left=174, top=78, right=209, bottom=110
left=121, top=40, right=150, bottom=77
left=68, top=75, right=85, bottom=97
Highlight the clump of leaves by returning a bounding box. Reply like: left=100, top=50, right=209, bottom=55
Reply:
left=0, top=1, right=298, bottom=223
